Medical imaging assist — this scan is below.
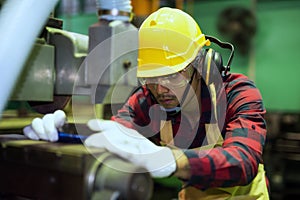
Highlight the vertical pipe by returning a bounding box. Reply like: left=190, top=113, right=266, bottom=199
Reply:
left=95, top=0, right=132, bottom=21
left=0, top=0, right=59, bottom=118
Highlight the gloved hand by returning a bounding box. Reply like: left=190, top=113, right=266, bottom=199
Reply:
left=23, top=110, right=66, bottom=142
left=85, top=119, right=177, bottom=178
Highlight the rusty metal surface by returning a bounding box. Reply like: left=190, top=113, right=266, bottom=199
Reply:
left=0, top=138, right=103, bottom=200
left=1, top=139, right=102, bottom=173
left=0, top=136, right=153, bottom=200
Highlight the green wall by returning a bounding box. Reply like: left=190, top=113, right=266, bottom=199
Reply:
left=255, top=1, right=300, bottom=112
left=187, top=0, right=300, bottom=112
left=58, top=14, right=97, bottom=35
left=58, top=0, right=300, bottom=112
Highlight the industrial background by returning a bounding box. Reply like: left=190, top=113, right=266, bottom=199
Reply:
left=0, top=0, right=299, bottom=199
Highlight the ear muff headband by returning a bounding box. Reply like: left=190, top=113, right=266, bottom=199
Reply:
left=205, top=35, right=234, bottom=75
left=205, top=49, right=213, bottom=84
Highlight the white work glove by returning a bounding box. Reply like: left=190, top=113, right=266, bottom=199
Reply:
left=23, top=110, right=66, bottom=142
left=85, top=119, right=177, bottom=178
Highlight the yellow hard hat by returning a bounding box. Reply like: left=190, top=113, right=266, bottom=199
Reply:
left=137, top=7, right=211, bottom=78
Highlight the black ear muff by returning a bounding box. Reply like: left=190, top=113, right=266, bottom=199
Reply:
left=201, top=48, right=224, bottom=85
left=207, top=49, right=224, bottom=73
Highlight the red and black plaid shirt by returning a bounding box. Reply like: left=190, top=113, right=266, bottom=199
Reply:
left=112, top=73, right=268, bottom=190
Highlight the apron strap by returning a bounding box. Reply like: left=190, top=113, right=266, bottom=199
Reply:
left=160, top=120, right=174, bottom=146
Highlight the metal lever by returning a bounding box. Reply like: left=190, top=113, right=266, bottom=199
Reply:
left=58, top=132, right=88, bottom=143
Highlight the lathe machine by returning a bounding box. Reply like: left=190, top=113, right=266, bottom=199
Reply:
left=0, top=133, right=153, bottom=200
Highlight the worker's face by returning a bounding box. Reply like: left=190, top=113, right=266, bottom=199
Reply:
left=140, top=65, right=195, bottom=109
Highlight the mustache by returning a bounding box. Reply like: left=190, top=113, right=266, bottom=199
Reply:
left=157, top=94, right=177, bottom=100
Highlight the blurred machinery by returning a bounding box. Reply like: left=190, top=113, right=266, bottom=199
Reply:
left=0, top=134, right=153, bottom=200
left=9, top=0, right=138, bottom=114
left=10, top=17, right=87, bottom=114
left=264, top=113, right=300, bottom=200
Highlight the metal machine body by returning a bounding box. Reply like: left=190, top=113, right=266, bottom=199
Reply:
left=74, top=19, right=138, bottom=105
left=0, top=135, right=153, bottom=200
left=9, top=16, right=138, bottom=112
left=10, top=40, right=55, bottom=102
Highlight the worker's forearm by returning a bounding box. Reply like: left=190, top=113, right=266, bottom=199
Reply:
left=172, top=149, right=191, bottom=180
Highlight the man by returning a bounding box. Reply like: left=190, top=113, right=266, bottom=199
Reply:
left=24, top=7, right=269, bottom=199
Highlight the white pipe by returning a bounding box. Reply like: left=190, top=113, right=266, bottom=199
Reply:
left=0, top=0, right=59, bottom=118
left=96, top=0, right=132, bottom=21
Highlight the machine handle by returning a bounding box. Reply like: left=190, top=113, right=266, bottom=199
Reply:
left=58, top=132, right=88, bottom=143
